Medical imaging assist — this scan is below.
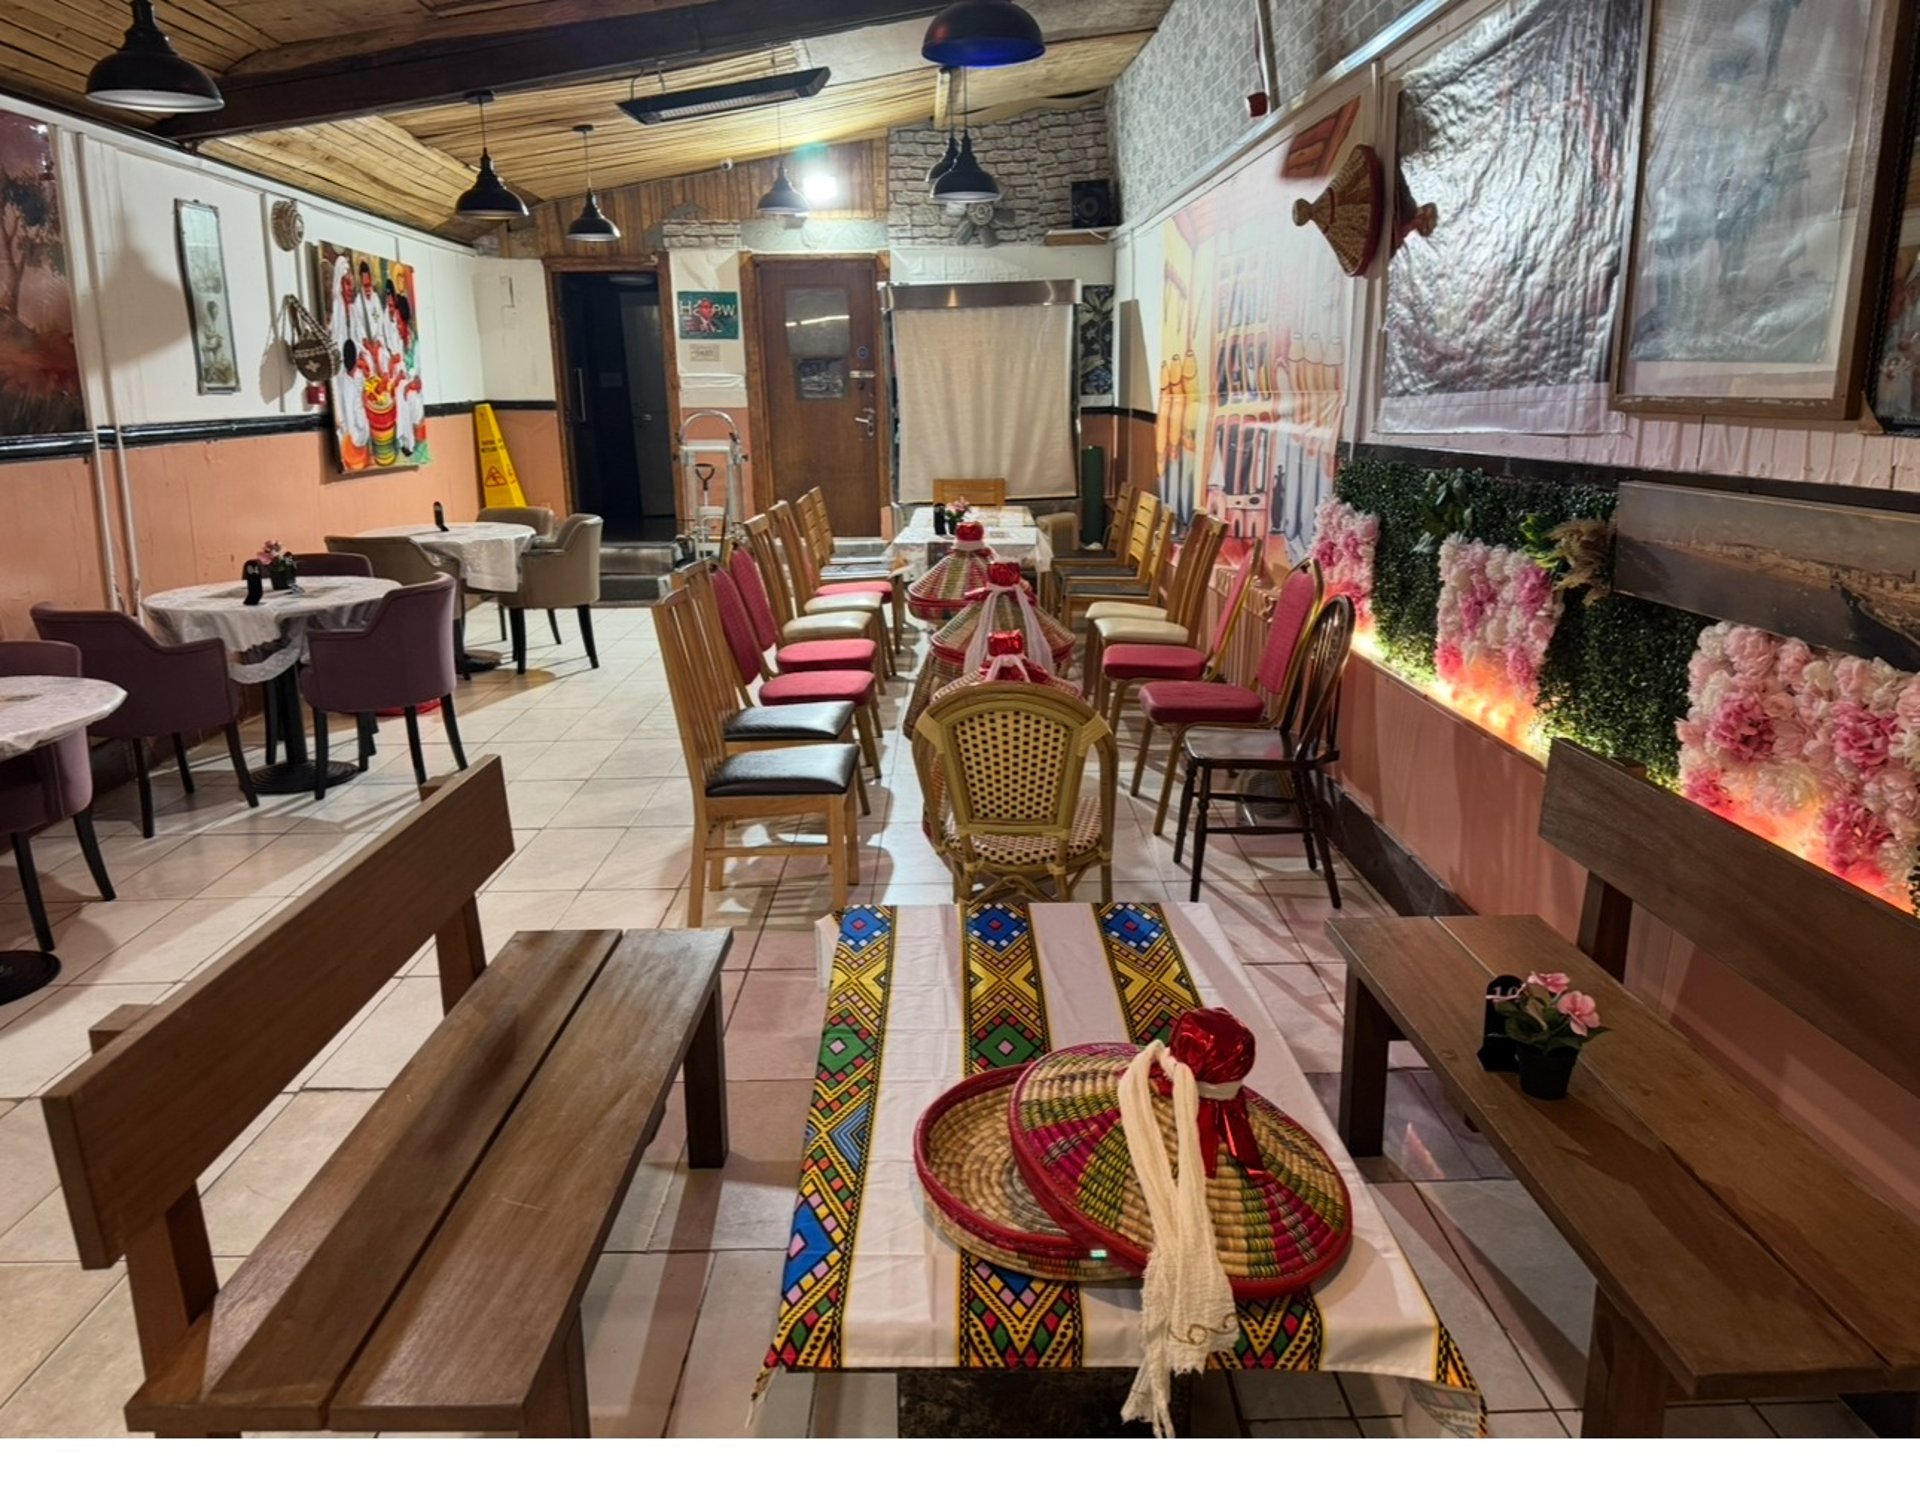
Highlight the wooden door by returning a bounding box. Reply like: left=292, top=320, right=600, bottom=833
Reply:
left=751, top=256, right=885, bottom=535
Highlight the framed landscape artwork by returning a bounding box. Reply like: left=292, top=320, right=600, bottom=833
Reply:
left=1867, top=18, right=1920, bottom=432
left=175, top=201, right=239, bottom=394
left=316, top=241, right=428, bottom=473
left=0, top=110, right=84, bottom=437
left=1615, top=0, right=1906, bottom=419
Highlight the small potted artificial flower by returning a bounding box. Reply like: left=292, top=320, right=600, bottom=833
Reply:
left=257, top=540, right=298, bottom=591
left=1485, top=970, right=1606, bottom=1099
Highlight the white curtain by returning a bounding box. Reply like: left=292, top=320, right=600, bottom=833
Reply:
left=893, top=302, right=1076, bottom=503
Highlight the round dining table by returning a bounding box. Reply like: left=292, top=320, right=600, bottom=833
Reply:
left=357, top=522, right=534, bottom=671
left=0, top=674, right=128, bottom=1003
left=144, top=576, right=397, bottom=796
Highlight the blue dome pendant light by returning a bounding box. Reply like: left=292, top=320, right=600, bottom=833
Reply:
left=921, top=1, right=1046, bottom=68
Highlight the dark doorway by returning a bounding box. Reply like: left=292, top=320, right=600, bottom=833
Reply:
left=558, top=271, right=676, bottom=542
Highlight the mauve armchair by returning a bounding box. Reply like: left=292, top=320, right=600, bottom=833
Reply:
left=301, top=574, right=467, bottom=799
left=31, top=605, right=259, bottom=838
left=0, top=640, right=115, bottom=952
left=287, top=552, right=375, bottom=577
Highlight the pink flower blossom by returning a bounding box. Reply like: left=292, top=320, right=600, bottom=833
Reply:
left=1723, top=626, right=1777, bottom=681
left=1705, top=689, right=1774, bottom=764
left=1527, top=971, right=1570, bottom=995
left=1775, top=639, right=1814, bottom=687
left=1435, top=641, right=1464, bottom=679
left=1819, top=799, right=1892, bottom=875
left=1682, top=767, right=1735, bottom=815
left=1556, top=990, right=1601, bottom=1036
left=1830, top=703, right=1895, bottom=773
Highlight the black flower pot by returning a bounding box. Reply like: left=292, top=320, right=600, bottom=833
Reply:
left=1477, top=977, right=1524, bottom=1072
left=1515, top=1045, right=1579, bottom=1101
left=269, top=564, right=296, bottom=591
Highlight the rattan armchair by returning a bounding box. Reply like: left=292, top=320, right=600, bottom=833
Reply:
left=913, top=683, right=1116, bottom=902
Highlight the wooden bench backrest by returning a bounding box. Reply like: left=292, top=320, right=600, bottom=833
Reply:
left=933, top=477, right=1007, bottom=506
left=44, top=756, right=515, bottom=1270
left=1538, top=739, right=1920, bottom=1099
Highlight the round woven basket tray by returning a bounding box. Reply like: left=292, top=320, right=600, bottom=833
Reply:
left=914, top=1066, right=1141, bottom=1286
left=1008, top=1042, right=1354, bottom=1299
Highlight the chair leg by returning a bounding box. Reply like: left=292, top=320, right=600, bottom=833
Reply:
left=357, top=714, right=376, bottom=771
left=454, top=612, right=471, bottom=684
left=548, top=608, right=562, bottom=646
left=509, top=608, right=528, bottom=675
left=1298, top=766, right=1341, bottom=908
left=844, top=789, right=861, bottom=886
left=687, top=808, right=710, bottom=926
left=1173, top=750, right=1198, bottom=866
left=498, top=597, right=509, bottom=642
left=441, top=696, right=469, bottom=771
left=828, top=796, right=850, bottom=909
left=403, top=706, right=429, bottom=785
left=1189, top=764, right=1213, bottom=901
left=72, top=810, right=115, bottom=902
left=171, top=733, right=196, bottom=794
left=855, top=703, right=881, bottom=774
left=1130, top=716, right=1156, bottom=799
left=577, top=606, right=599, bottom=669
left=223, top=723, right=260, bottom=808
left=1152, top=728, right=1187, bottom=837
left=312, top=707, right=329, bottom=801
left=130, top=738, right=155, bottom=839
left=11, top=833, right=53, bottom=953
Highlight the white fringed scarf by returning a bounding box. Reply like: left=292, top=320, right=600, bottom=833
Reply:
left=1115, top=1039, right=1238, bottom=1436
left=960, top=572, right=1052, bottom=674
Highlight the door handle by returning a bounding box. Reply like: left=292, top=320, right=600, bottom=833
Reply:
left=570, top=367, right=588, bottom=425
left=853, top=409, right=876, bottom=436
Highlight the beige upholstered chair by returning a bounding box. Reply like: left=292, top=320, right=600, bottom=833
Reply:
left=499, top=513, right=603, bottom=674
left=1083, top=512, right=1229, bottom=711
left=913, top=683, right=1116, bottom=902
left=324, top=534, right=446, bottom=587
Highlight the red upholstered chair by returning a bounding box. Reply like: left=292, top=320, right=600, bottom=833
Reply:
left=700, top=564, right=882, bottom=778
left=1100, top=544, right=1260, bottom=739
left=0, top=640, right=115, bottom=952
left=725, top=547, right=878, bottom=676
left=300, top=575, right=466, bottom=799
left=32, top=605, right=260, bottom=838
left=1133, top=559, right=1324, bottom=835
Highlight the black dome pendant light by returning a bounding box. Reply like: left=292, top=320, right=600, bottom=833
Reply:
left=454, top=90, right=529, bottom=221
left=930, top=67, right=999, bottom=205
left=756, top=91, right=808, bottom=216
left=565, top=124, right=620, bottom=242
left=925, top=67, right=962, bottom=185
left=86, top=0, right=224, bottom=114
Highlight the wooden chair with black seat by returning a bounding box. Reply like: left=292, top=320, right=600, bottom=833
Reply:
left=658, top=588, right=860, bottom=923
left=498, top=514, right=603, bottom=675
left=912, top=682, right=1116, bottom=902
left=1173, top=593, right=1356, bottom=906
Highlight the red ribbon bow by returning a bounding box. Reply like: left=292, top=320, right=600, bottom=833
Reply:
left=1158, top=1008, right=1272, bottom=1183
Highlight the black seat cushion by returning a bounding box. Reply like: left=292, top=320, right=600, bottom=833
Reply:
left=706, top=743, right=859, bottom=798
left=725, top=702, right=855, bottom=743
left=1184, top=727, right=1312, bottom=768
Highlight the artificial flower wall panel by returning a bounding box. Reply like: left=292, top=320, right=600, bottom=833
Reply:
left=1308, top=497, right=1379, bottom=624
left=1434, top=537, right=1565, bottom=748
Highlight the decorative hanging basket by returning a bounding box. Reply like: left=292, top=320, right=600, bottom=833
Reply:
left=1007, top=1009, right=1354, bottom=1300
left=914, top=1065, right=1139, bottom=1285
left=283, top=294, right=339, bottom=385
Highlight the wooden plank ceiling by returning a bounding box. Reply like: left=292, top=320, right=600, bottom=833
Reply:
left=3, top=0, right=1159, bottom=242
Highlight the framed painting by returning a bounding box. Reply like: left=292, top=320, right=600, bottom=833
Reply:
left=677, top=290, right=739, bottom=340
left=175, top=201, right=238, bottom=394
left=315, top=242, right=428, bottom=473
left=0, top=110, right=84, bottom=437
left=1614, top=0, right=1908, bottom=419
left=1867, top=14, right=1920, bottom=431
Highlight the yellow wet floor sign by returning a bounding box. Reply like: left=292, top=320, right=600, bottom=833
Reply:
left=474, top=402, right=528, bottom=507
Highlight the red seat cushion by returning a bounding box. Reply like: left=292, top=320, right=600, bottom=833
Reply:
left=1136, top=680, right=1263, bottom=725
left=774, top=638, right=877, bottom=672
left=816, top=580, right=893, bottom=599
left=759, top=669, right=876, bottom=708
left=1102, top=643, right=1208, bottom=681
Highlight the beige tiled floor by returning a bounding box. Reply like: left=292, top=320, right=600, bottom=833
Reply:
left=0, top=604, right=1876, bottom=1439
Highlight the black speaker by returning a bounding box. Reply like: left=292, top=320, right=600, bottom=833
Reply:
left=1070, top=179, right=1115, bottom=229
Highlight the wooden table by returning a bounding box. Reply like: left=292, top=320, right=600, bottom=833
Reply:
left=0, top=674, right=127, bottom=1004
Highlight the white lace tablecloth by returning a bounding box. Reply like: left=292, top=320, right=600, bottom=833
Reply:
left=143, top=577, right=399, bottom=685
left=887, top=506, right=1053, bottom=580
left=357, top=523, right=533, bottom=593
left=0, top=676, right=127, bottom=761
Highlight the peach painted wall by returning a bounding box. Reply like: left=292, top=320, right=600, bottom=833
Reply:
left=492, top=408, right=568, bottom=516
left=1336, top=656, right=1920, bottom=1219
left=0, top=457, right=114, bottom=640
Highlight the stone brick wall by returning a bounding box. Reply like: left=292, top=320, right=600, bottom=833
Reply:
left=886, top=100, right=1113, bottom=246
left=1109, top=0, right=1427, bottom=223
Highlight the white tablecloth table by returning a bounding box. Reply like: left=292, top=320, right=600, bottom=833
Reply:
left=357, top=523, right=533, bottom=593
left=144, top=577, right=399, bottom=686
left=887, top=506, right=1053, bottom=579
left=0, top=675, right=127, bottom=761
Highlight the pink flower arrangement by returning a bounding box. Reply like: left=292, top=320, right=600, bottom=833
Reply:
left=1433, top=536, right=1564, bottom=735
left=255, top=539, right=286, bottom=567
left=1487, top=970, right=1607, bottom=1049
left=1678, top=621, right=1920, bottom=903
left=1308, top=497, right=1379, bottom=620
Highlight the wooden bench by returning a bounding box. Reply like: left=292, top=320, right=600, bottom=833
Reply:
left=41, top=756, right=730, bottom=1437
left=1331, top=739, right=1920, bottom=1438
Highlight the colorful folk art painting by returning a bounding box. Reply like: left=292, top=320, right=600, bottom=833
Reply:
left=317, top=242, right=428, bottom=473
left=1157, top=93, right=1357, bottom=568
left=0, top=111, right=84, bottom=437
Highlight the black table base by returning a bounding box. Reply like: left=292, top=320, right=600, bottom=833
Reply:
left=256, top=668, right=360, bottom=797
left=0, top=951, right=61, bottom=1007
left=251, top=760, right=359, bottom=796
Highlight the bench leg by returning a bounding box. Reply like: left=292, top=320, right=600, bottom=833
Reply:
left=1581, top=1290, right=1670, bottom=1437
left=523, top=1311, right=590, bottom=1437
left=1841, top=1391, right=1920, bottom=1437
left=683, top=980, right=730, bottom=1169
left=1337, top=969, right=1396, bottom=1157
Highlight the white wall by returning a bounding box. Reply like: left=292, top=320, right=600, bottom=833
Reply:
left=12, top=88, right=507, bottom=434
left=471, top=259, right=556, bottom=403
left=888, top=243, right=1114, bottom=287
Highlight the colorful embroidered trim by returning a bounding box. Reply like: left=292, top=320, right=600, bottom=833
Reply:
left=765, top=906, right=895, bottom=1372
left=958, top=902, right=1084, bottom=1368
